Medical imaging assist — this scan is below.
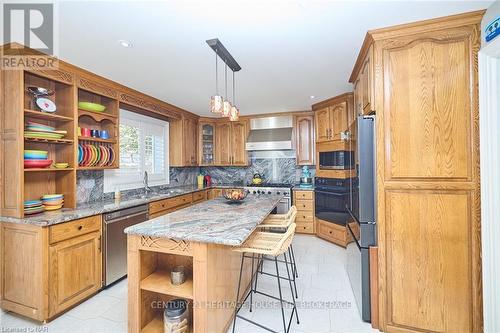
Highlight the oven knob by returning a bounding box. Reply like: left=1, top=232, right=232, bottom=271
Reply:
left=277, top=191, right=281, bottom=195
left=268, top=191, right=271, bottom=194
left=253, top=191, right=256, bottom=194
left=257, top=190, right=261, bottom=194
left=284, top=192, right=289, bottom=196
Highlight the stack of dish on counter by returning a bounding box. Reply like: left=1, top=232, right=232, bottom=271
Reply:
left=23, top=200, right=44, bottom=215
left=24, top=149, right=52, bottom=168
left=24, top=121, right=67, bottom=140
left=78, top=143, right=116, bottom=167
left=23, top=194, right=64, bottom=215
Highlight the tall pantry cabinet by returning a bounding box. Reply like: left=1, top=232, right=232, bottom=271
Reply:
left=349, top=11, right=484, bottom=333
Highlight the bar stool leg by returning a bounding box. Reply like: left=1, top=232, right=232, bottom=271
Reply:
left=284, top=252, right=300, bottom=325
left=249, top=253, right=256, bottom=312
left=290, top=245, right=298, bottom=278
left=274, top=256, right=287, bottom=333
left=253, top=254, right=261, bottom=293
left=232, top=253, right=245, bottom=333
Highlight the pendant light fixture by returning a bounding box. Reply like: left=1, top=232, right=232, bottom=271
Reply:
left=229, top=70, right=239, bottom=121
left=206, top=38, right=242, bottom=118
left=210, top=49, right=223, bottom=114
left=222, top=63, right=232, bottom=117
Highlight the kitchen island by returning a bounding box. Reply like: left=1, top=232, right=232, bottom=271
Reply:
left=124, top=194, right=284, bottom=333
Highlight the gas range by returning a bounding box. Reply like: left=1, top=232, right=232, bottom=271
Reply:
left=244, top=183, right=293, bottom=197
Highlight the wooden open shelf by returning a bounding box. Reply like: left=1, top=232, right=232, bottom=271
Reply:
left=140, top=270, right=193, bottom=299
left=77, top=166, right=117, bottom=170
left=24, top=109, right=73, bottom=122
left=78, top=109, right=117, bottom=123
left=25, top=137, right=73, bottom=144
left=78, top=137, right=117, bottom=144
left=24, top=168, right=74, bottom=172
left=141, top=314, right=193, bottom=333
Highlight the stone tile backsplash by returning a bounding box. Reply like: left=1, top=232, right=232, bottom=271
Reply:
left=76, top=157, right=314, bottom=204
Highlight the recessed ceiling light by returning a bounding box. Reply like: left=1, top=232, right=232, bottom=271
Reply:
left=118, top=40, right=133, bottom=48
left=310, top=95, right=315, bottom=99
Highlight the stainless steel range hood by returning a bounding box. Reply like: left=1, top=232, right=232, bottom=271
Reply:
left=245, top=115, right=293, bottom=151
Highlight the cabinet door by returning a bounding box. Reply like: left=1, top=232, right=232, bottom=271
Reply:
left=330, top=102, right=348, bottom=141
left=215, top=122, right=231, bottom=165
left=231, top=120, right=248, bottom=166
left=353, top=77, right=363, bottom=123
left=49, top=231, right=102, bottom=317
left=199, top=122, right=215, bottom=165
left=315, top=107, right=331, bottom=142
left=183, top=118, right=198, bottom=166
left=295, top=115, right=315, bottom=165
left=360, top=46, right=373, bottom=115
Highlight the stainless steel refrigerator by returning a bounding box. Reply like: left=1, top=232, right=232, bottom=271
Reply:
left=346, top=115, right=377, bottom=322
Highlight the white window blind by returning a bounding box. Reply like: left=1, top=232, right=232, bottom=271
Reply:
left=104, top=110, right=169, bottom=192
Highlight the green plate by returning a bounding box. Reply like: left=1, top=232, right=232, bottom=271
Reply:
left=78, top=102, right=106, bottom=112
left=25, top=131, right=65, bottom=139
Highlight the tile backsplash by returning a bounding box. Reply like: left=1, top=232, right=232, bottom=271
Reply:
left=76, top=152, right=314, bottom=205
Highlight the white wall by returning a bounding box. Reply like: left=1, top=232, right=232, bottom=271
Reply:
left=482, top=0, right=500, bottom=47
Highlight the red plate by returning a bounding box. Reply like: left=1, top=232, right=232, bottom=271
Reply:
left=24, top=159, right=53, bottom=168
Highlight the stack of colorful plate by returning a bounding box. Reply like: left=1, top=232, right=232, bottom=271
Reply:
left=41, top=194, right=64, bottom=211
left=24, top=149, right=52, bottom=168
left=24, top=200, right=44, bottom=215
left=25, top=121, right=67, bottom=140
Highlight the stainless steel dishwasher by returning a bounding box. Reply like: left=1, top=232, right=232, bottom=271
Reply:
left=103, top=204, right=149, bottom=286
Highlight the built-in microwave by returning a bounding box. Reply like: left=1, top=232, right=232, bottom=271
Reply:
left=319, top=150, right=354, bottom=170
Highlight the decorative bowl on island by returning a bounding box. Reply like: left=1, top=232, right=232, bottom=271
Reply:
left=222, top=188, right=248, bottom=203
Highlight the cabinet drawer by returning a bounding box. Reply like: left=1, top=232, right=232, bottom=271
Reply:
left=192, top=190, right=206, bottom=202
left=49, top=215, right=101, bottom=244
left=295, top=199, right=314, bottom=211
left=296, top=222, right=314, bottom=234
left=296, top=212, right=314, bottom=223
left=317, top=221, right=348, bottom=243
left=149, top=194, right=193, bottom=215
left=294, top=191, right=313, bottom=200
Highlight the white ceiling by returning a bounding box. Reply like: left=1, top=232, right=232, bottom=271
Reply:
left=54, top=0, right=491, bottom=116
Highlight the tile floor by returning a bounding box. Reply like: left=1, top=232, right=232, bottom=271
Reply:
left=0, top=235, right=377, bottom=333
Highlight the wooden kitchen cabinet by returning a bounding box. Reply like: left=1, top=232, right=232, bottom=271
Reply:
left=351, top=45, right=374, bottom=120
left=349, top=11, right=483, bottom=333
left=293, top=189, right=315, bottom=234
left=170, top=115, right=199, bottom=167
left=312, top=93, right=353, bottom=143
left=294, top=115, right=315, bottom=165
left=0, top=215, right=103, bottom=322
left=199, top=121, right=216, bottom=166
left=48, top=230, right=102, bottom=317
left=215, top=120, right=248, bottom=166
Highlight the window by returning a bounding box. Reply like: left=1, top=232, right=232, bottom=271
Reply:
left=104, top=110, right=169, bottom=192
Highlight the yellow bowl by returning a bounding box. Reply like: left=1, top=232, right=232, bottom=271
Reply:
left=44, top=204, right=63, bottom=211
left=54, top=163, right=69, bottom=169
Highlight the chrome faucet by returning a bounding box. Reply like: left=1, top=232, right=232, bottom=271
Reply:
left=143, top=171, right=152, bottom=193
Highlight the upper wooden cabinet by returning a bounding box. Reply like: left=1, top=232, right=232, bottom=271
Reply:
left=294, top=115, right=315, bottom=165
left=349, top=11, right=484, bottom=333
left=312, top=93, right=353, bottom=143
left=170, top=115, right=199, bottom=167
left=214, top=120, right=249, bottom=166
left=199, top=122, right=215, bottom=166
left=351, top=45, right=374, bottom=118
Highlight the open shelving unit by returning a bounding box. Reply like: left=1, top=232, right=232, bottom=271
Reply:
left=23, top=71, right=77, bottom=213
left=138, top=250, right=194, bottom=333
left=77, top=89, right=119, bottom=170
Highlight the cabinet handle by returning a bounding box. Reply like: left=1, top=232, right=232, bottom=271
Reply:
left=78, top=225, right=83, bottom=230
left=98, top=236, right=101, bottom=252
left=303, top=216, right=306, bottom=219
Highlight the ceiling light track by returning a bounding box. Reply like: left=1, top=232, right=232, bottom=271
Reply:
left=206, top=38, right=241, bottom=72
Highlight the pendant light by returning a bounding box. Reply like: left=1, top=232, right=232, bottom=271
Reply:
left=222, top=63, right=232, bottom=117
left=229, top=70, right=239, bottom=121
left=210, top=50, right=223, bottom=114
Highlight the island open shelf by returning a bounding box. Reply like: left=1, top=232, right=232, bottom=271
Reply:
left=128, top=235, right=254, bottom=333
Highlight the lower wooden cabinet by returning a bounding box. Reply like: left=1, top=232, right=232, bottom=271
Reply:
left=0, top=215, right=103, bottom=322
left=293, top=189, right=315, bottom=234
left=208, top=188, right=223, bottom=199
left=316, top=218, right=352, bottom=247
left=48, top=230, right=102, bottom=317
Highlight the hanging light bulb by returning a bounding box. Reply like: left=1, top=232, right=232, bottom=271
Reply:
left=210, top=50, right=223, bottom=114
left=222, top=63, right=231, bottom=117
left=229, top=70, right=239, bottom=121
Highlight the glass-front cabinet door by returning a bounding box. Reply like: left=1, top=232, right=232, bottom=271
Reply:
left=200, top=123, right=215, bottom=165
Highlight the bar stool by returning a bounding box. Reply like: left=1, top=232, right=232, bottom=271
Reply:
left=232, top=223, right=299, bottom=333
left=256, top=206, right=299, bottom=297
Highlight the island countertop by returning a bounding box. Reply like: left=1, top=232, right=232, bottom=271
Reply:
left=124, top=194, right=284, bottom=246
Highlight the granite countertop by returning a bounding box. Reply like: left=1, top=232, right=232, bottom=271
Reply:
left=124, top=194, right=284, bottom=246
left=0, top=184, right=244, bottom=227
left=293, top=184, right=315, bottom=191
